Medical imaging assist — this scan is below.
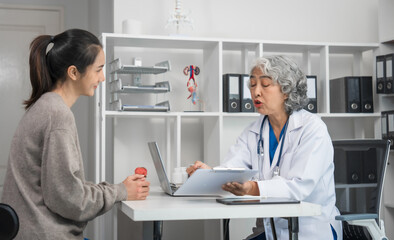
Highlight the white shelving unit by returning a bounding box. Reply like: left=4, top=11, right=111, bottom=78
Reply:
left=95, top=33, right=389, bottom=239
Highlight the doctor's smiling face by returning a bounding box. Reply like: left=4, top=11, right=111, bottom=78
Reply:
left=250, top=67, right=288, bottom=116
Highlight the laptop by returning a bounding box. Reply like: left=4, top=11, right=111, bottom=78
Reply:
left=148, top=142, right=258, bottom=196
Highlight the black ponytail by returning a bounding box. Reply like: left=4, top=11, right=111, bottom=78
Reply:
left=25, top=35, right=53, bottom=109
left=24, top=29, right=102, bottom=109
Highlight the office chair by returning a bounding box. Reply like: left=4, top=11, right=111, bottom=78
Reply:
left=0, top=203, right=19, bottom=240
left=333, top=139, right=390, bottom=240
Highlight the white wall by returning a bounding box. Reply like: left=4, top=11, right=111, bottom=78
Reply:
left=114, top=0, right=378, bottom=43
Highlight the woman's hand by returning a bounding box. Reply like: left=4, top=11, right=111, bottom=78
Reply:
left=221, top=180, right=259, bottom=196
left=186, top=160, right=211, bottom=176
left=122, top=174, right=150, bottom=200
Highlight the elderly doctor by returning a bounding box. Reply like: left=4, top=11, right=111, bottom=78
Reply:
left=187, top=56, right=342, bottom=240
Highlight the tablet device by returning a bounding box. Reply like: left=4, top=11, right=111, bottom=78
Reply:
left=216, top=197, right=300, bottom=205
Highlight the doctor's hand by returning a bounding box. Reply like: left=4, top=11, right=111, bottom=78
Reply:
left=222, top=181, right=260, bottom=196
left=122, top=174, right=150, bottom=200
left=186, top=161, right=211, bottom=176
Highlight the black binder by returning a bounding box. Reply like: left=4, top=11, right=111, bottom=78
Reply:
left=387, top=111, right=394, bottom=150
left=385, top=54, right=394, bottom=94
left=381, top=111, right=388, bottom=140
left=376, top=55, right=386, bottom=94
left=239, top=74, right=255, bottom=112
left=381, top=110, right=394, bottom=150
left=346, top=151, right=363, bottom=184
left=330, top=76, right=361, bottom=113
left=359, top=76, right=374, bottom=113
left=304, top=75, right=317, bottom=113
left=223, top=74, right=241, bottom=112
left=363, top=148, right=377, bottom=183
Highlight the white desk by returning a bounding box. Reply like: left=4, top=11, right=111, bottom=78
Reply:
left=118, top=190, right=321, bottom=240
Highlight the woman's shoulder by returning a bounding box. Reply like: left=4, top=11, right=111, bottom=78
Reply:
left=29, top=92, right=75, bottom=129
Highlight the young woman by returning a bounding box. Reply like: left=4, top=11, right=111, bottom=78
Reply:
left=1, top=29, right=150, bottom=239
left=188, top=56, right=342, bottom=240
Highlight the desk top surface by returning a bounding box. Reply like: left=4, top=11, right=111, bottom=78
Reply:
left=118, top=189, right=321, bottom=221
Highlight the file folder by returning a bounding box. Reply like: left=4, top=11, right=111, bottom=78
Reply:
left=381, top=111, right=388, bottom=140
left=376, top=55, right=386, bottom=94
left=388, top=111, right=394, bottom=150
left=304, top=75, right=317, bottom=113
left=330, top=76, right=361, bottom=113
left=240, top=74, right=255, bottom=112
left=363, top=148, right=377, bottom=183
left=223, top=74, right=241, bottom=112
left=359, top=76, right=374, bottom=113
left=346, top=151, right=363, bottom=183
left=386, top=53, right=394, bottom=94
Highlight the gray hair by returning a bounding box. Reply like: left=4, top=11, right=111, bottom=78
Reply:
left=249, top=55, right=308, bottom=115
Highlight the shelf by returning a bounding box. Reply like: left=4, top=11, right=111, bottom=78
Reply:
left=318, top=113, right=381, bottom=118
left=104, top=111, right=220, bottom=118
left=109, top=99, right=170, bottom=112
left=102, top=33, right=219, bottom=50
left=221, top=112, right=260, bottom=118
left=328, top=43, right=379, bottom=54
left=102, top=111, right=381, bottom=119
left=336, top=183, right=377, bottom=188
left=110, top=58, right=170, bottom=75
left=110, top=79, right=170, bottom=94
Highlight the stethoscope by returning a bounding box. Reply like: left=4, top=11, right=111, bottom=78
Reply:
left=257, top=115, right=289, bottom=179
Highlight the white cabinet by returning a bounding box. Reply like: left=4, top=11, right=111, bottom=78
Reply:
left=95, top=33, right=389, bottom=239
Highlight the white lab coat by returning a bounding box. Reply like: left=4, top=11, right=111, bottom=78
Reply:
left=221, top=109, right=342, bottom=240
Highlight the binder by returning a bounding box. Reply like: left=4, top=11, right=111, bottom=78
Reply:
left=239, top=74, right=255, bottom=112
left=333, top=149, right=347, bottom=184
left=223, top=74, right=241, bottom=112
left=304, top=75, right=317, bottom=113
left=388, top=111, right=394, bottom=150
left=346, top=151, right=363, bottom=184
left=359, top=76, right=374, bottom=113
left=376, top=55, right=386, bottom=94
left=381, top=111, right=388, bottom=140
left=362, top=148, right=377, bottom=183
left=330, top=76, right=361, bottom=113
left=386, top=53, right=394, bottom=94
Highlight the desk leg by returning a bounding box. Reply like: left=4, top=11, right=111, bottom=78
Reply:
left=223, top=219, right=230, bottom=240
left=287, top=217, right=299, bottom=240
left=153, top=221, right=163, bottom=240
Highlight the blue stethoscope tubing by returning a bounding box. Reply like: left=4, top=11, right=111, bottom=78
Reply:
left=257, top=115, right=289, bottom=179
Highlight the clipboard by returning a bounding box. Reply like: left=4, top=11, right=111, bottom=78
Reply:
left=174, top=168, right=258, bottom=196
left=216, top=197, right=300, bottom=205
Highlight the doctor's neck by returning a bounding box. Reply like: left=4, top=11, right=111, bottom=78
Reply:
left=267, top=112, right=289, bottom=130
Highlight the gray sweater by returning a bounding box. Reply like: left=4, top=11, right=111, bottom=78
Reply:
left=2, top=92, right=127, bottom=239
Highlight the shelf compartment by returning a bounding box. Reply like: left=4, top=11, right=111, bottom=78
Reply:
left=110, top=79, right=171, bottom=94
left=109, top=58, right=170, bottom=75
left=110, top=99, right=170, bottom=112
left=335, top=183, right=377, bottom=188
